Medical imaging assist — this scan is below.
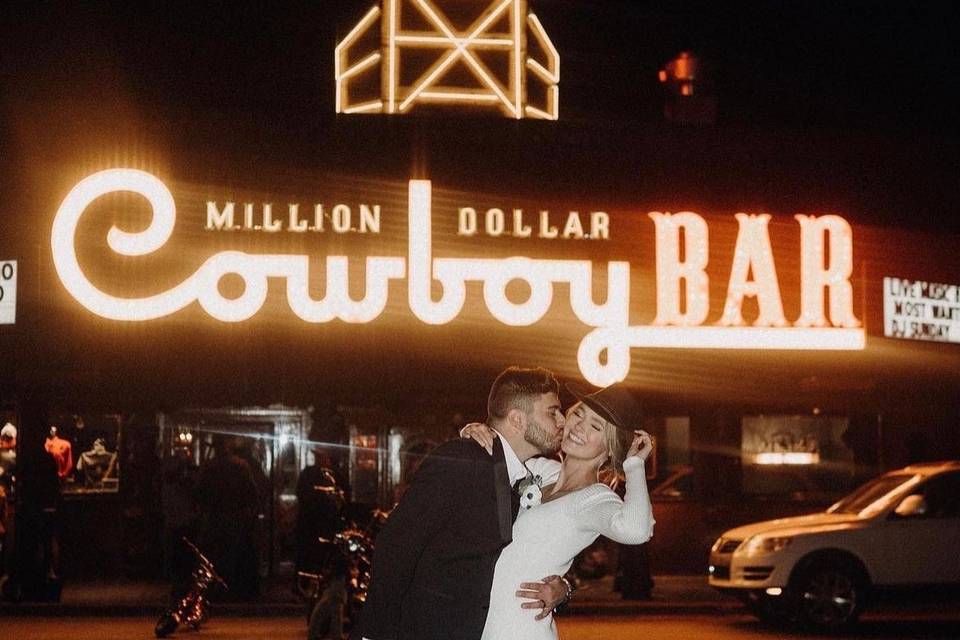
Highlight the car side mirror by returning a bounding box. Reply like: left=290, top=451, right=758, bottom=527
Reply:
left=894, top=494, right=927, bottom=518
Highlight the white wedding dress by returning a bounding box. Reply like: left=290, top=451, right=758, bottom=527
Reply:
left=482, top=457, right=654, bottom=640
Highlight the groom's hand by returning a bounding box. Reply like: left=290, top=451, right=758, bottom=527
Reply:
left=516, top=575, right=568, bottom=620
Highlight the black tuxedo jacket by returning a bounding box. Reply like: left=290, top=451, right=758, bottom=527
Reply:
left=352, top=437, right=515, bottom=640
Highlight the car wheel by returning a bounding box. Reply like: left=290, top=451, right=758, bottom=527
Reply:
left=746, top=590, right=796, bottom=626
left=795, top=562, right=864, bottom=631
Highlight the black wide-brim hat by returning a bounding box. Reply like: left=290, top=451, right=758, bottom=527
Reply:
left=566, top=382, right=642, bottom=432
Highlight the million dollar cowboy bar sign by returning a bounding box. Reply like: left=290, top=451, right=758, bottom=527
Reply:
left=52, top=169, right=865, bottom=387
left=48, top=0, right=864, bottom=385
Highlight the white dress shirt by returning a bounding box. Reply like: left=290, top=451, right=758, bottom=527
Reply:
left=492, top=429, right=530, bottom=486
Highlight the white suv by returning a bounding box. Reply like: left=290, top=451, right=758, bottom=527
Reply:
left=708, top=461, right=960, bottom=630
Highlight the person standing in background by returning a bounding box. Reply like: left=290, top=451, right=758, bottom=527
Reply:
left=161, top=439, right=199, bottom=595
left=196, top=436, right=259, bottom=599
left=234, top=438, right=269, bottom=589
left=295, top=446, right=346, bottom=576
left=7, top=442, right=61, bottom=600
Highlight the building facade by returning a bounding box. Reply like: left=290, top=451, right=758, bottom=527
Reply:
left=2, top=0, right=959, bottom=580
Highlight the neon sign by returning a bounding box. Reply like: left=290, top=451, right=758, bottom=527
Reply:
left=52, top=169, right=865, bottom=386
left=335, top=0, right=559, bottom=119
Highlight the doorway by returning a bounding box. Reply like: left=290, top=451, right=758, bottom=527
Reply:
left=159, top=407, right=311, bottom=577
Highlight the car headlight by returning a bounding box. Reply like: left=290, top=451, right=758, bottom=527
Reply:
left=741, top=535, right=792, bottom=555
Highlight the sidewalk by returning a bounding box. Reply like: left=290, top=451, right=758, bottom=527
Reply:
left=0, top=574, right=741, bottom=617
left=566, top=575, right=741, bottom=616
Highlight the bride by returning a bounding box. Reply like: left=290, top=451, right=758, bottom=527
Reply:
left=463, top=382, right=655, bottom=640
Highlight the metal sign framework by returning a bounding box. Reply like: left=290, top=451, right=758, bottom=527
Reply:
left=335, top=0, right=559, bottom=119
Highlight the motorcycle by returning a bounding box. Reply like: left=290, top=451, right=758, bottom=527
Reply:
left=155, top=537, right=226, bottom=638
left=296, top=469, right=388, bottom=640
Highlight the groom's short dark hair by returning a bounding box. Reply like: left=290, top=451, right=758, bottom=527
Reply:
left=487, top=366, right=559, bottom=422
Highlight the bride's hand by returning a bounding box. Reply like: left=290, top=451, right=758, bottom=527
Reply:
left=460, top=422, right=497, bottom=455
left=627, top=430, right=654, bottom=462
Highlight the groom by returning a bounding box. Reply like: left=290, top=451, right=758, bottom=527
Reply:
left=352, top=366, right=570, bottom=640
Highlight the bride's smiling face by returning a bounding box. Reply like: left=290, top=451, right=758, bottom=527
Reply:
left=561, top=401, right=609, bottom=463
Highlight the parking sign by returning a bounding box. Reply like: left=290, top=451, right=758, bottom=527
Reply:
left=0, top=260, right=16, bottom=324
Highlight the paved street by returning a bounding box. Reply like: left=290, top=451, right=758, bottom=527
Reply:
left=559, top=614, right=960, bottom=640
left=4, top=613, right=960, bottom=640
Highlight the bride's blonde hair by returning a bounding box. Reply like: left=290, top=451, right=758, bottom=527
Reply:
left=598, top=420, right=637, bottom=486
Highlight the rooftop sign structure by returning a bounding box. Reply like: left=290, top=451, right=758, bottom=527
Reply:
left=335, top=0, right=559, bottom=119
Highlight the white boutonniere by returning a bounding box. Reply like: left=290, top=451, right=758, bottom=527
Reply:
left=517, top=474, right=543, bottom=510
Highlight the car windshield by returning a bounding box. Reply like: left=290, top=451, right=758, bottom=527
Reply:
left=828, top=473, right=917, bottom=515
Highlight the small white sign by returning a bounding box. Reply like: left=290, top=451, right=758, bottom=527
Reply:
left=884, top=277, right=960, bottom=344
left=0, top=261, right=15, bottom=324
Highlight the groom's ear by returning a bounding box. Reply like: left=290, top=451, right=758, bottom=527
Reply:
left=505, top=408, right=527, bottom=435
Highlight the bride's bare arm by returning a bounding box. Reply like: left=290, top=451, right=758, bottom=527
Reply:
left=459, top=422, right=496, bottom=455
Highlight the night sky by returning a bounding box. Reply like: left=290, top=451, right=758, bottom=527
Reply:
left=4, top=1, right=959, bottom=135
left=2, top=0, right=959, bottom=239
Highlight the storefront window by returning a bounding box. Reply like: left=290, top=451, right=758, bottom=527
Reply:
left=349, top=428, right=380, bottom=504
left=741, top=415, right=855, bottom=499
left=158, top=406, right=311, bottom=576
left=343, top=405, right=396, bottom=505
left=649, top=416, right=694, bottom=500
left=48, top=412, right=122, bottom=494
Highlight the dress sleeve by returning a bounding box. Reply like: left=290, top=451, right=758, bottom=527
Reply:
left=572, top=457, right=655, bottom=544
left=524, top=457, right=561, bottom=484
